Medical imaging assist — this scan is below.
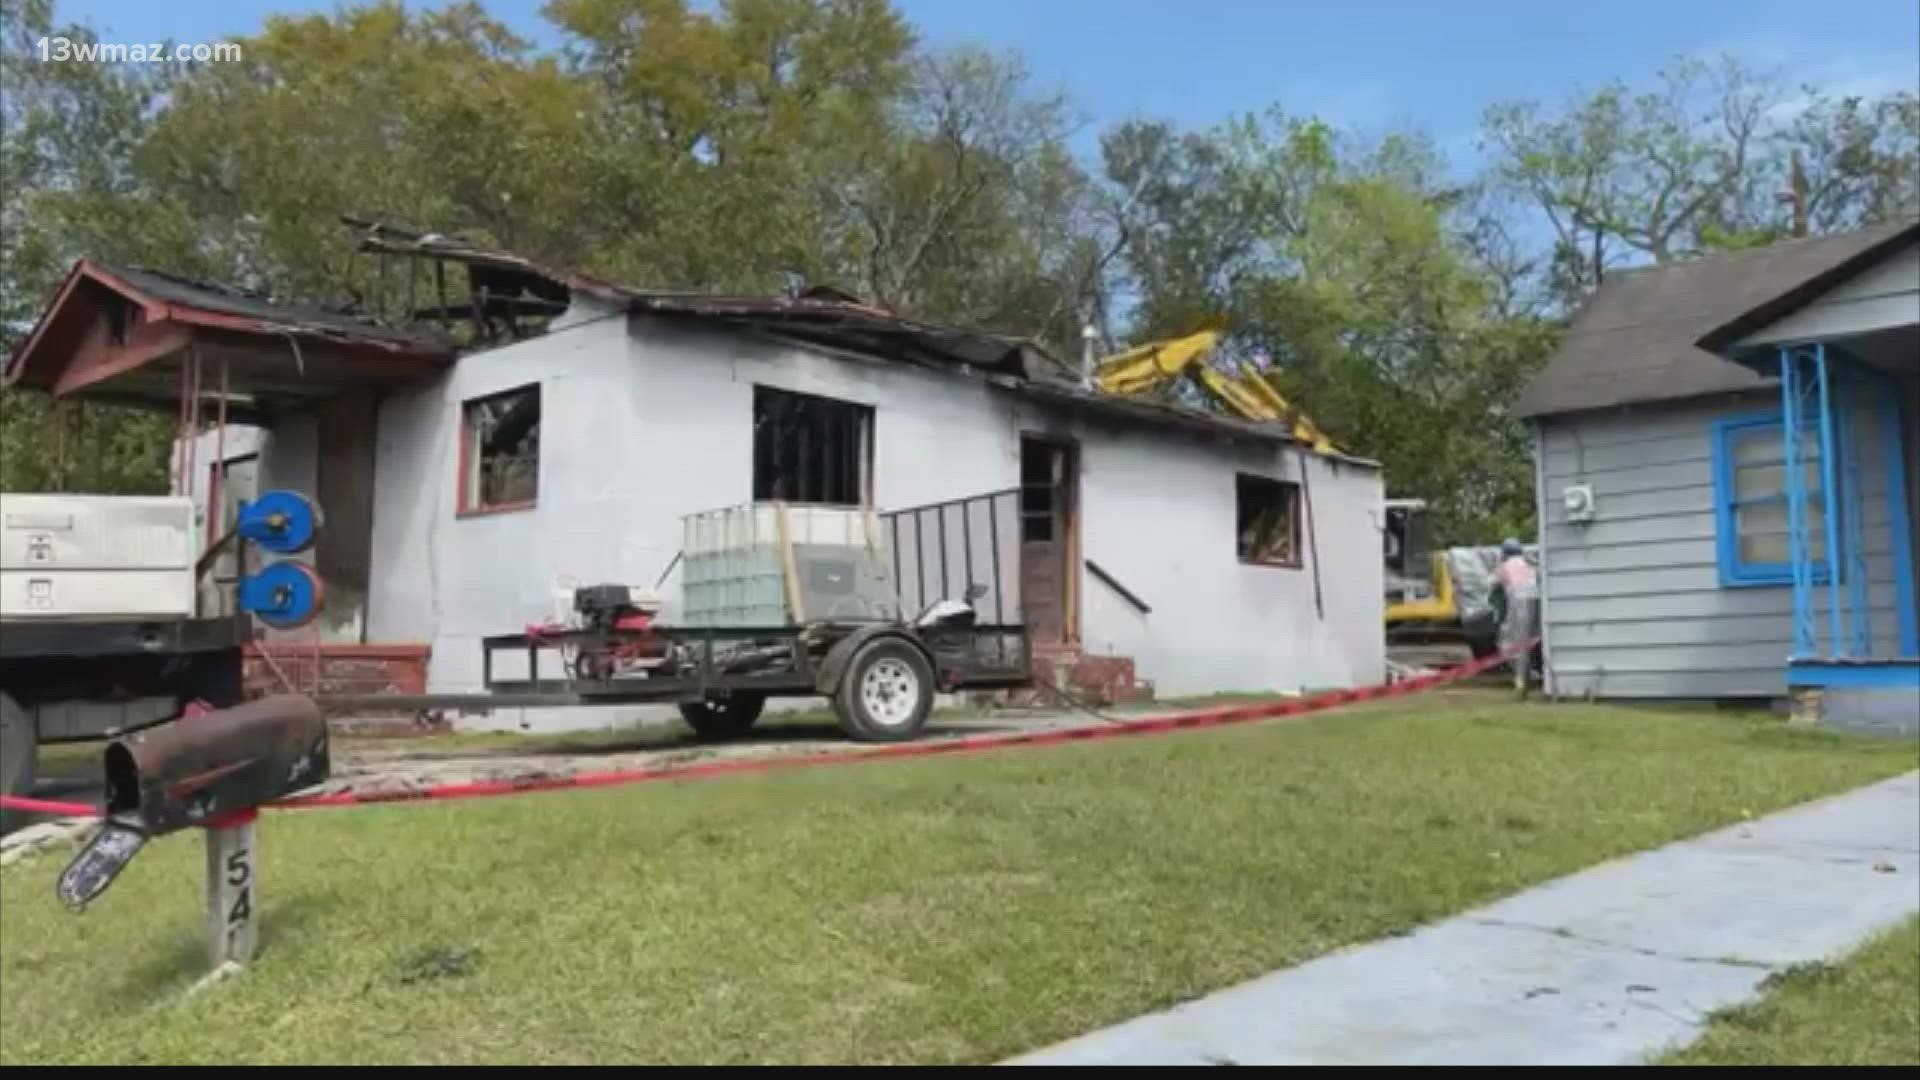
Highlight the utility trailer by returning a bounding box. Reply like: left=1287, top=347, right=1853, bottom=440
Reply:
left=328, top=491, right=1035, bottom=743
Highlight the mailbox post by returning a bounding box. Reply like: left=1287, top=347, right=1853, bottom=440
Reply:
left=31, top=489, right=329, bottom=984
left=56, top=694, right=327, bottom=983
left=203, top=808, right=260, bottom=968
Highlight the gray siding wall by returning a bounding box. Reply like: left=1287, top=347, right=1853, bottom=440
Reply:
left=1536, top=391, right=1906, bottom=699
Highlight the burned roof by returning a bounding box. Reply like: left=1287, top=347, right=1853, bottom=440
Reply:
left=103, top=264, right=446, bottom=350
left=355, top=223, right=1369, bottom=457
left=353, top=222, right=1048, bottom=380
left=7, top=222, right=1370, bottom=458
left=1514, top=219, right=1919, bottom=419
left=3, top=259, right=451, bottom=418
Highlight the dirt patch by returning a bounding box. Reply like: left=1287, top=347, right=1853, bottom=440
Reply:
left=319, top=714, right=1104, bottom=799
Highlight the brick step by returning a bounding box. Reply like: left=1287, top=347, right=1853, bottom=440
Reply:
left=1008, top=648, right=1154, bottom=708
left=243, top=643, right=429, bottom=701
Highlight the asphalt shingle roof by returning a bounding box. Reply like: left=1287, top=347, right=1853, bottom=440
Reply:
left=1514, top=220, right=1918, bottom=419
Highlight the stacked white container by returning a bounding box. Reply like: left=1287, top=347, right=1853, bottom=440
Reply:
left=680, top=502, right=897, bottom=627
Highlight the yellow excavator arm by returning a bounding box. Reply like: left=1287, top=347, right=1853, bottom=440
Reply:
left=1090, top=330, right=1337, bottom=454
left=1091, top=330, right=1223, bottom=396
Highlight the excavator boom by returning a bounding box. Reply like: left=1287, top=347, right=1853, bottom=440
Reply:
left=1090, top=329, right=1336, bottom=454
left=1091, top=330, right=1222, bottom=396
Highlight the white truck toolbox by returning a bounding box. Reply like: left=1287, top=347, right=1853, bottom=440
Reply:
left=0, top=494, right=198, bottom=620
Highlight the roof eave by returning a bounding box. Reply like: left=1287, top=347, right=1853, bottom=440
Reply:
left=1694, top=220, right=1920, bottom=355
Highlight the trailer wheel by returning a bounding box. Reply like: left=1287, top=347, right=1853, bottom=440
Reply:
left=1, top=693, right=36, bottom=835
left=678, top=693, right=766, bottom=741
left=834, top=638, right=935, bottom=743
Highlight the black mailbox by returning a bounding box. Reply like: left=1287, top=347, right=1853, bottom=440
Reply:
left=57, top=695, right=329, bottom=910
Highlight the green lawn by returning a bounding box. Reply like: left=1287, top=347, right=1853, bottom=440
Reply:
left=1662, top=917, right=1920, bottom=1066
left=2, top=691, right=1912, bottom=1065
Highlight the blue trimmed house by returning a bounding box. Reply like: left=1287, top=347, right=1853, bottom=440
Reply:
left=1516, top=221, right=1917, bottom=731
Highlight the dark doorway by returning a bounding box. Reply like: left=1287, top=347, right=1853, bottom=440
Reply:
left=1019, top=435, right=1078, bottom=646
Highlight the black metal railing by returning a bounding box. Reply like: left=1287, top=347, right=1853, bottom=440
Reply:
left=881, top=488, right=1021, bottom=625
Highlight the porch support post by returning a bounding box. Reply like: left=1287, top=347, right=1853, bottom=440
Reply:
left=1883, top=390, right=1919, bottom=657
left=1812, top=345, right=1844, bottom=658
left=1837, top=380, right=1870, bottom=657
left=1781, top=348, right=1815, bottom=659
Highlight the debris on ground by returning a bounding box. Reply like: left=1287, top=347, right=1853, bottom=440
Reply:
left=0, top=818, right=94, bottom=868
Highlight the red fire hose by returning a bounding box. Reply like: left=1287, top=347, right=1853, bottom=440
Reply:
left=1, top=642, right=1533, bottom=820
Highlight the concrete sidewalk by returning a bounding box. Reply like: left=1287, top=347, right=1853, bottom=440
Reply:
left=1010, top=771, right=1920, bottom=1066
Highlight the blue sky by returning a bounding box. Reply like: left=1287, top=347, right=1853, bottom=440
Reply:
left=51, top=0, right=1920, bottom=169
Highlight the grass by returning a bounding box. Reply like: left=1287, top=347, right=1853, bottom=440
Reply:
left=1660, top=917, right=1920, bottom=1066
left=1, top=691, right=1912, bottom=1065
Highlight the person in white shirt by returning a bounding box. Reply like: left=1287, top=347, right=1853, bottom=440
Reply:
left=1491, top=538, right=1539, bottom=695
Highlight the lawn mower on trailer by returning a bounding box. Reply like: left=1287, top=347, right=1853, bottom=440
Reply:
left=483, top=577, right=1026, bottom=743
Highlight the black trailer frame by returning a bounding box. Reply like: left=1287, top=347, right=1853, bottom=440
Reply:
left=475, top=620, right=1031, bottom=703
left=321, top=490, right=1034, bottom=730
left=0, top=614, right=250, bottom=739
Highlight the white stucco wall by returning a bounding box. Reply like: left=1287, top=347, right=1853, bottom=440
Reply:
left=1072, top=427, right=1385, bottom=696
left=237, top=300, right=1387, bottom=719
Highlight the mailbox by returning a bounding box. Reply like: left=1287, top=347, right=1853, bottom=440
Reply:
left=57, top=695, right=329, bottom=910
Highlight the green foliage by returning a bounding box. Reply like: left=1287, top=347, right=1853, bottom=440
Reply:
left=1099, top=113, right=1554, bottom=543
left=1, top=3, right=1913, bottom=544
left=1482, top=54, right=1920, bottom=302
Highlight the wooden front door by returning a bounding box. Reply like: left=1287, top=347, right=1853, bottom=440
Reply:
left=1019, top=435, right=1077, bottom=646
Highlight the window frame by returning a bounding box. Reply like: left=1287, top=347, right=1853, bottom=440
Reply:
left=751, top=384, right=874, bottom=507
left=458, top=382, right=542, bottom=518
left=1711, top=410, right=1831, bottom=588
left=1235, top=472, right=1304, bottom=570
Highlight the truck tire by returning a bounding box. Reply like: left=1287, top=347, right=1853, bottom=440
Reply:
left=678, top=693, right=766, bottom=741
left=1, top=693, right=36, bottom=835
left=833, top=638, right=935, bottom=743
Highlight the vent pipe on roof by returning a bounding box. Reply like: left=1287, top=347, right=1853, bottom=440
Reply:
left=1080, top=322, right=1098, bottom=390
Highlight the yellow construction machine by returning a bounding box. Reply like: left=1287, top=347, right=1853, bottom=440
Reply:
left=1382, top=498, right=1507, bottom=659
left=1091, top=332, right=1501, bottom=659
left=1090, top=330, right=1338, bottom=453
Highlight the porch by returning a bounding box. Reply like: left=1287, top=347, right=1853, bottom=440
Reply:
left=1763, top=342, right=1917, bottom=695
left=1700, top=229, right=1919, bottom=723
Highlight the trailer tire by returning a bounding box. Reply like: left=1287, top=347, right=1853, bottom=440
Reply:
left=678, top=693, right=766, bottom=741
left=834, top=638, right=935, bottom=743
left=1, top=693, right=36, bottom=835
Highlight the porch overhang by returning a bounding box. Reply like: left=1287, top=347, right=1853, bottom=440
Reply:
left=3, top=260, right=453, bottom=424
left=1695, top=223, right=1919, bottom=378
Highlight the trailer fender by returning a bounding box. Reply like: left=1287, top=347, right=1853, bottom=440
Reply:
left=814, top=627, right=939, bottom=696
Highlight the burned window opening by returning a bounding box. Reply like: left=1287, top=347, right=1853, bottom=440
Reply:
left=1236, top=473, right=1301, bottom=568
left=462, top=384, right=540, bottom=513
left=753, top=386, right=872, bottom=506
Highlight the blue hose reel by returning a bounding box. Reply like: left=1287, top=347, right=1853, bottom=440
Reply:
left=238, top=561, right=327, bottom=630
left=233, top=490, right=326, bottom=629
left=236, top=490, right=322, bottom=556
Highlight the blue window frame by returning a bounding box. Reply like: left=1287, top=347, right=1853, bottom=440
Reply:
left=1711, top=411, right=1831, bottom=587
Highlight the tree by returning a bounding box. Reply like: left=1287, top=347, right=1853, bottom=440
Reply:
left=1, top=0, right=179, bottom=493
left=1483, top=55, right=1920, bottom=307
left=818, top=47, right=1108, bottom=350
left=1784, top=88, right=1920, bottom=236
left=1099, top=111, right=1554, bottom=543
